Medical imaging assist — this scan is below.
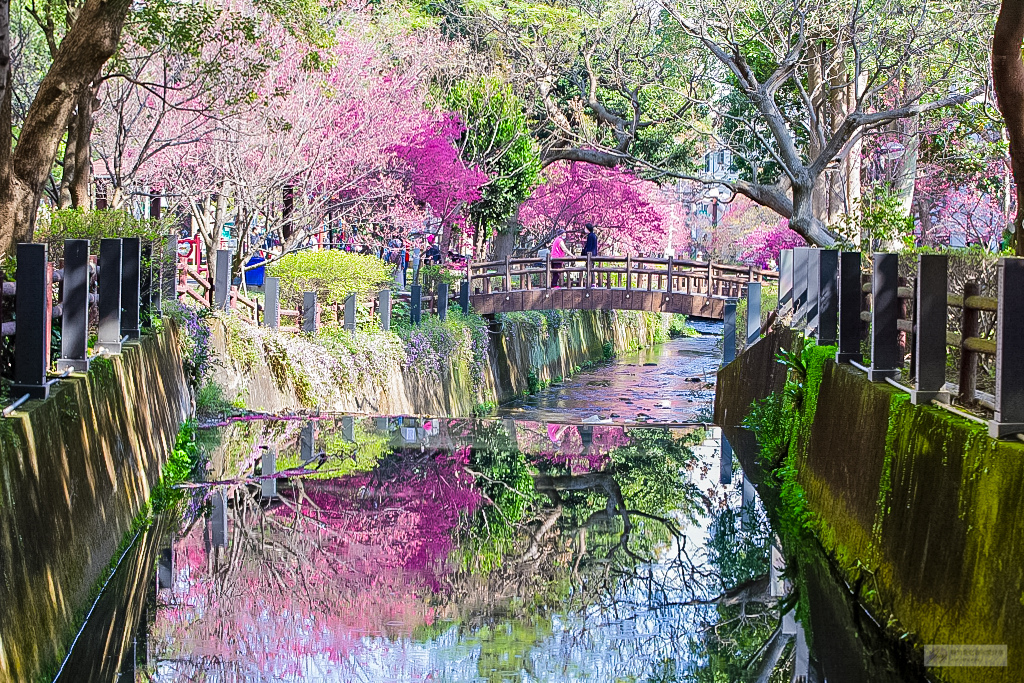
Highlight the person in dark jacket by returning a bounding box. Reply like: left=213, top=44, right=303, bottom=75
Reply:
left=581, top=223, right=598, bottom=256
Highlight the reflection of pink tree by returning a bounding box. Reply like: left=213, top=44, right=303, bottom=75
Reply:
left=153, top=449, right=481, bottom=677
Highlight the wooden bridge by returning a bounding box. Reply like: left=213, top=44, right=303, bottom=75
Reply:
left=467, top=256, right=777, bottom=319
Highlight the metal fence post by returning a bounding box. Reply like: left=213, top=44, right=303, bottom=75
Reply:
left=720, top=433, right=733, bottom=485
left=411, top=284, right=422, bottom=325
left=805, top=249, right=820, bottom=337
left=211, top=488, right=227, bottom=548
left=723, top=299, right=737, bottom=365
left=778, top=249, right=793, bottom=313
left=160, top=232, right=177, bottom=313
left=121, top=237, right=142, bottom=340
left=989, top=258, right=1024, bottom=437
left=746, top=282, right=761, bottom=345
left=343, top=293, right=356, bottom=332
left=300, top=421, right=317, bottom=463
left=57, top=239, right=90, bottom=373
left=868, top=253, right=900, bottom=381
left=793, top=247, right=809, bottom=328
left=263, top=277, right=280, bottom=329
left=96, top=238, right=123, bottom=355
left=910, top=254, right=948, bottom=405
left=817, top=250, right=839, bottom=346
left=11, top=243, right=52, bottom=400
left=438, top=282, right=450, bottom=322
left=141, top=242, right=153, bottom=330
left=378, top=289, right=391, bottom=332
left=214, top=249, right=231, bottom=311
left=836, top=252, right=862, bottom=364
left=460, top=280, right=470, bottom=315
left=261, top=447, right=277, bottom=500
left=302, top=291, right=319, bottom=333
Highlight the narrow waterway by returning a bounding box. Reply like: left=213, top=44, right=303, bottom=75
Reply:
left=61, top=322, right=924, bottom=682
left=496, top=320, right=722, bottom=424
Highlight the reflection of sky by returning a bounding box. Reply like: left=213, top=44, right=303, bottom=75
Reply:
left=151, top=426, right=769, bottom=682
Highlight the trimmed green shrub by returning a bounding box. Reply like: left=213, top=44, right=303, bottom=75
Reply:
left=267, top=250, right=394, bottom=309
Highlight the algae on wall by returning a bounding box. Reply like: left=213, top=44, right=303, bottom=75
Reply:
left=0, top=326, right=190, bottom=683
left=717, top=325, right=1024, bottom=683
left=210, top=308, right=667, bottom=416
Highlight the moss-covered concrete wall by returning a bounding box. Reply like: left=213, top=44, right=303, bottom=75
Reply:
left=717, top=326, right=1024, bottom=683
left=212, top=310, right=665, bottom=416
left=0, top=326, right=189, bottom=682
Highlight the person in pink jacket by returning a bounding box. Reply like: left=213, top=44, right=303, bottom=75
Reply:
left=550, top=229, right=567, bottom=287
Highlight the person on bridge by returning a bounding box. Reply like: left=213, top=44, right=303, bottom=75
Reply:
left=551, top=229, right=568, bottom=287
left=582, top=223, right=598, bottom=257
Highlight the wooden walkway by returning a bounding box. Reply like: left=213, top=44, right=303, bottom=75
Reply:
left=468, top=256, right=776, bottom=320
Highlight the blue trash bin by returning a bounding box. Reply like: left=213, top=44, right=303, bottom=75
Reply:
left=245, top=255, right=267, bottom=287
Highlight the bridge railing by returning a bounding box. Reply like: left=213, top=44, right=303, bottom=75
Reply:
left=756, top=247, right=1024, bottom=439
left=468, top=256, right=775, bottom=298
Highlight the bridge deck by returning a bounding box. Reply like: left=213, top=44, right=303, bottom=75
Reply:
left=467, top=256, right=777, bottom=321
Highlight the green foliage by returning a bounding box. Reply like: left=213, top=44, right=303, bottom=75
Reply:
left=195, top=382, right=235, bottom=417
left=667, top=314, right=697, bottom=338
left=444, top=77, right=541, bottom=239
left=162, top=301, right=214, bottom=391
left=35, top=209, right=174, bottom=261
left=602, top=340, right=615, bottom=359
left=707, top=505, right=771, bottom=591
left=150, top=419, right=205, bottom=515
left=859, top=187, right=916, bottom=250
left=267, top=250, right=394, bottom=310
left=419, top=264, right=462, bottom=291
left=610, top=428, right=701, bottom=519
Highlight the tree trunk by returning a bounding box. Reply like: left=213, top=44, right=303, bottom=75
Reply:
left=0, top=0, right=131, bottom=255
left=70, top=76, right=100, bottom=209
left=58, top=116, right=76, bottom=209
left=917, top=195, right=933, bottom=246
left=993, top=0, right=1024, bottom=255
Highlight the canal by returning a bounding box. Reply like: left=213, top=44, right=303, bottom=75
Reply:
left=59, top=325, right=925, bottom=682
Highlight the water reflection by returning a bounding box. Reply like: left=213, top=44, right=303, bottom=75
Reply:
left=136, top=416, right=784, bottom=682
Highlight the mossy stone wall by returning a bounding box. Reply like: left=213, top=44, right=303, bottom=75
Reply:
left=0, top=327, right=189, bottom=682
left=212, top=310, right=665, bottom=416
left=717, top=326, right=1024, bottom=683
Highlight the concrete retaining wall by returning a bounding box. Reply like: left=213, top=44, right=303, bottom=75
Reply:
left=212, top=310, right=665, bottom=416
left=716, top=326, right=1024, bottom=683
left=0, top=326, right=190, bottom=682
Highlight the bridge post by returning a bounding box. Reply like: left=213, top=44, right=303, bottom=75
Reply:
left=11, top=243, right=52, bottom=400
left=778, top=249, right=793, bottom=314
left=438, top=282, right=450, bottom=321
left=792, top=247, right=809, bottom=328
left=96, top=238, right=123, bottom=355
left=121, top=237, right=142, bottom=340
left=263, top=277, right=280, bottom=329
left=723, top=299, right=737, bottom=365
left=58, top=239, right=91, bottom=373
left=746, top=282, right=761, bottom=345
left=666, top=257, right=674, bottom=297
left=302, top=291, right=319, bottom=333
left=459, top=280, right=469, bottom=315
left=586, top=255, right=593, bottom=289
left=378, top=289, right=392, bottom=331
left=817, top=250, right=839, bottom=346
left=805, top=249, right=820, bottom=337
left=214, top=249, right=231, bottom=311
left=836, top=252, right=862, bottom=364
left=868, top=253, right=901, bottom=381
left=343, top=293, right=356, bottom=332
left=503, top=256, right=511, bottom=292
left=411, top=284, right=422, bottom=325
left=989, top=258, right=1024, bottom=437
left=545, top=256, right=552, bottom=289
left=910, top=253, right=948, bottom=405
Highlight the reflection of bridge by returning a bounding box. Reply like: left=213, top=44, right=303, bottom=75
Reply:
left=467, top=256, right=777, bottom=320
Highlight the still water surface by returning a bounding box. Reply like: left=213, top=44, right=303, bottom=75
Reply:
left=65, top=328, right=895, bottom=682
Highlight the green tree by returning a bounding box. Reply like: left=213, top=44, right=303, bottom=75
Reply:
left=444, top=77, right=541, bottom=257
